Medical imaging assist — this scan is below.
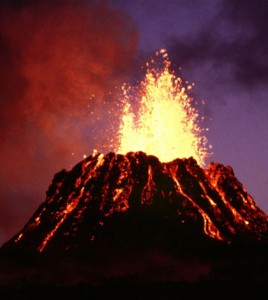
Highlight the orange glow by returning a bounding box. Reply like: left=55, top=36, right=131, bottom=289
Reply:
left=38, top=188, right=82, bottom=252
left=11, top=152, right=268, bottom=251
left=15, top=233, right=23, bottom=243
left=117, top=49, right=210, bottom=166
left=141, top=165, right=156, bottom=205
left=165, top=164, right=224, bottom=241
left=205, top=166, right=251, bottom=227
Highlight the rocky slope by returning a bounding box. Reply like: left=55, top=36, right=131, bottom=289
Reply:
left=3, top=151, right=268, bottom=254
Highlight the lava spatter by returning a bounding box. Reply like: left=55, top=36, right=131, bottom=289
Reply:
left=116, top=50, right=210, bottom=166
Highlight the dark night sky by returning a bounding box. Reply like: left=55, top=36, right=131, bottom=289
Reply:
left=0, top=0, right=268, bottom=246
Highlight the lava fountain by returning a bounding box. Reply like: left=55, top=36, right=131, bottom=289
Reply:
left=116, top=49, right=210, bottom=166
left=3, top=51, right=268, bottom=257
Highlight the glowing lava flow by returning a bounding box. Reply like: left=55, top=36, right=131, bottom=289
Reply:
left=8, top=53, right=268, bottom=255
left=117, top=49, right=210, bottom=166
left=7, top=152, right=268, bottom=253
left=165, top=164, right=224, bottom=241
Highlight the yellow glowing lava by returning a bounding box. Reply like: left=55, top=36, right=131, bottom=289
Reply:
left=117, top=49, right=210, bottom=166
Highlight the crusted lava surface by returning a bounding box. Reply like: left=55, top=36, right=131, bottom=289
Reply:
left=1, top=152, right=268, bottom=285
left=4, top=151, right=268, bottom=252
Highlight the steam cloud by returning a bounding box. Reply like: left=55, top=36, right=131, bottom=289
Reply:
left=0, top=0, right=138, bottom=245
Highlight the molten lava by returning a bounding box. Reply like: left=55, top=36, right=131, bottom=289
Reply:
left=117, top=49, right=210, bottom=166
left=3, top=51, right=268, bottom=258
left=5, top=152, right=268, bottom=254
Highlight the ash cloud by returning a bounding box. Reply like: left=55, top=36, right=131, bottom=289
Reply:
left=0, top=0, right=138, bottom=245
left=168, top=0, right=268, bottom=90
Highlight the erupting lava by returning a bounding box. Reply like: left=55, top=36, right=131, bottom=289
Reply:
left=2, top=51, right=268, bottom=258
left=117, top=49, right=210, bottom=166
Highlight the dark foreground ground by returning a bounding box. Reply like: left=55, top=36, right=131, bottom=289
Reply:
left=1, top=279, right=268, bottom=300
left=1, top=242, right=268, bottom=300
left=2, top=212, right=268, bottom=299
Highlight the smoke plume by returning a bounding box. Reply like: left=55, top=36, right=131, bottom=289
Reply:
left=168, top=0, right=268, bottom=90
left=0, top=0, right=138, bottom=245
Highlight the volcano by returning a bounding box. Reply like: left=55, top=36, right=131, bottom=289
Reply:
left=1, top=152, right=268, bottom=297
left=2, top=51, right=267, bottom=297
left=2, top=152, right=268, bottom=254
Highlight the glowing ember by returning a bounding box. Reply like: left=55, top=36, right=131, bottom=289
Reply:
left=116, top=49, right=210, bottom=166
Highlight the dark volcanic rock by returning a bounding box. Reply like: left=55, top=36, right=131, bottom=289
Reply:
left=1, top=152, right=268, bottom=284
left=3, top=152, right=268, bottom=254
